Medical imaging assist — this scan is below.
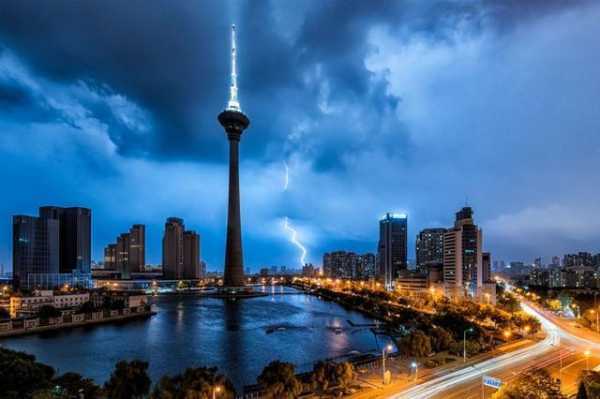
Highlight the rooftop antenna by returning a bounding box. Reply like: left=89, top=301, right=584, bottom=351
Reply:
left=227, top=24, right=241, bottom=112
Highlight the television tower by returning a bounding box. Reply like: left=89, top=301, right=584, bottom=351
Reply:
left=218, top=24, right=250, bottom=288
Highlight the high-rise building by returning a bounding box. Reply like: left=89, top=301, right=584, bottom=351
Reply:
left=416, top=228, right=446, bottom=270
left=104, top=244, right=116, bottom=270
left=323, top=251, right=358, bottom=279
left=183, top=231, right=201, bottom=279
left=128, top=225, right=145, bottom=273
left=13, top=206, right=92, bottom=289
left=482, top=252, right=491, bottom=283
left=104, top=224, right=145, bottom=279
left=39, top=206, right=91, bottom=274
left=163, top=217, right=185, bottom=279
left=13, top=215, right=60, bottom=287
left=357, top=253, right=376, bottom=279
left=377, top=213, right=408, bottom=289
left=162, top=218, right=202, bottom=280
left=551, top=256, right=561, bottom=267
left=563, top=252, right=593, bottom=268
left=443, top=207, right=483, bottom=296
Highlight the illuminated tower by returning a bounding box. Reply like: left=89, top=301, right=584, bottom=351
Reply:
left=218, top=25, right=249, bottom=288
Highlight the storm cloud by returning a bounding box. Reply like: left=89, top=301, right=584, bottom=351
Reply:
left=0, top=0, right=599, bottom=270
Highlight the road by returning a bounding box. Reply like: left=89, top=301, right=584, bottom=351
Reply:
left=390, top=301, right=600, bottom=398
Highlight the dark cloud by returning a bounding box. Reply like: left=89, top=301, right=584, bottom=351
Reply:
left=0, top=0, right=598, bottom=269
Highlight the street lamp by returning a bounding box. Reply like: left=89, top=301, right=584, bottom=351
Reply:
left=411, top=361, right=418, bottom=381
left=382, top=344, right=393, bottom=384
left=524, top=325, right=531, bottom=336
left=504, top=330, right=512, bottom=340
left=585, top=349, right=591, bottom=370
left=463, top=328, right=474, bottom=363
left=212, top=385, right=221, bottom=399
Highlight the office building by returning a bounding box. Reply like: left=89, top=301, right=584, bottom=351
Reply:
left=13, top=215, right=60, bottom=287
left=39, top=206, right=91, bottom=274
left=13, top=206, right=92, bottom=289
left=378, top=213, right=408, bottom=290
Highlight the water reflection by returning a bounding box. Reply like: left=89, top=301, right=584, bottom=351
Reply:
left=1, top=289, right=381, bottom=389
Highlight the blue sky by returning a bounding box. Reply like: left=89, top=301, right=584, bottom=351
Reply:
left=1, top=1, right=599, bottom=271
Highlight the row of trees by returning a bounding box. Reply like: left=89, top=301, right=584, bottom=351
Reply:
left=0, top=347, right=355, bottom=399
left=308, top=283, right=540, bottom=362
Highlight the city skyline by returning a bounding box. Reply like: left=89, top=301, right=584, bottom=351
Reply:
left=1, top=1, right=600, bottom=271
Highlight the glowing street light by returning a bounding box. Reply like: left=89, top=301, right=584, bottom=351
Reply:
left=504, top=330, right=512, bottom=339
left=585, top=349, right=592, bottom=370
left=212, top=385, right=222, bottom=399
left=463, top=328, right=474, bottom=363
left=411, top=361, right=419, bottom=381
left=382, top=344, right=393, bottom=384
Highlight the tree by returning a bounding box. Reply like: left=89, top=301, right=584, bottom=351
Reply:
left=38, top=305, right=61, bottom=320
left=257, top=360, right=303, bottom=399
left=310, top=361, right=354, bottom=396
left=430, top=327, right=454, bottom=352
left=151, top=366, right=235, bottom=399
left=0, top=347, right=55, bottom=398
left=492, top=369, right=565, bottom=399
left=104, top=360, right=151, bottom=399
left=54, top=372, right=101, bottom=398
left=398, top=330, right=432, bottom=358
left=78, top=301, right=96, bottom=314
left=578, top=370, right=600, bottom=399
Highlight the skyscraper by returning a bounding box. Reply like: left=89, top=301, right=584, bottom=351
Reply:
left=104, top=224, right=145, bottom=279
left=183, top=231, right=201, bottom=279
left=416, top=228, right=446, bottom=270
left=163, top=217, right=184, bottom=280
left=39, top=206, right=91, bottom=274
left=443, top=207, right=483, bottom=297
left=13, top=206, right=91, bottom=289
left=377, top=213, right=408, bottom=290
left=162, top=218, right=201, bottom=280
left=128, top=224, right=145, bottom=273
left=218, top=24, right=249, bottom=289
left=13, top=215, right=60, bottom=287
left=482, top=252, right=491, bottom=283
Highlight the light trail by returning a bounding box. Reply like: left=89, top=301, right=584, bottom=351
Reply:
left=282, top=161, right=308, bottom=266
left=391, top=302, right=560, bottom=399
left=391, top=299, right=600, bottom=398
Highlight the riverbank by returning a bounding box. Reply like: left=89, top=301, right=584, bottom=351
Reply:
left=0, top=309, right=155, bottom=338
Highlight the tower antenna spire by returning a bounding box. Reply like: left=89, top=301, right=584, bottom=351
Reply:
left=227, top=24, right=241, bottom=112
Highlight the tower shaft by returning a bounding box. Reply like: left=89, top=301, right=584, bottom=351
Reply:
left=223, top=133, right=245, bottom=287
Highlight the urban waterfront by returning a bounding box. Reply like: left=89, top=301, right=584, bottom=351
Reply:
left=0, top=287, right=385, bottom=389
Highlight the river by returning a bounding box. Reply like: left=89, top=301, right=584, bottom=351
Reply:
left=0, top=286, right=387, bottom=389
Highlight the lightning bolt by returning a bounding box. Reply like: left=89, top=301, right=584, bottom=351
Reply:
left=284, top=217, right=307, bottom=265
left=283, top=161, right=308, bottom=266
